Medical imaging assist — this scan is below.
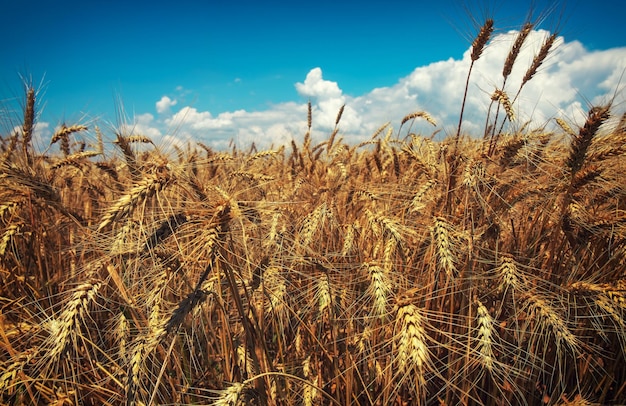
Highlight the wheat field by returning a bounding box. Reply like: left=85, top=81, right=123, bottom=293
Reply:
left=1, top=16, right=625, bottom=406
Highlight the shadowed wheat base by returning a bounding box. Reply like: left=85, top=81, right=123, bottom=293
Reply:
left=1, top=15, right=626, bottom=406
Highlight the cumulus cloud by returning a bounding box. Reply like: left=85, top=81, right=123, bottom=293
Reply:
left=156, top=96, right=177, bottom=114
left=118, top=113, right=163, bottom=143
left=294, top=67, right=361, bottom=132
left=163, top=103, right=307, bottom=149
left=296, top=68, right=342, bottom=99
left=140, top=30, right=626, bottom=149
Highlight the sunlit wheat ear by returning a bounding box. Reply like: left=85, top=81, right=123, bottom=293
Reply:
left=497, top=255, right=525, bottom=294
left=299, top=202, right=327, bottom=249
left=21, top=86, right=35, bottom=160
left=566, top=105, right=611, bottom=177
left=368, top=121, right=391, bottom=141
left=365, top=263, right=392, bottom=319
left=456, top=18, right=494, bottom=145
left=301, top=356, right=320, bottom=406
left=262, top=266, right=288, bottom=323
left=315, top=273, right=332, bottom=317
left=461, top=158, right=486, bottom=189
left=265, top=211, right=281, bottom=248
left=307, top=100, right=312, bottom=132
left=51, top=150, right=102, bottom=169
left=237, top=343, right=258, bottom=378
left=340, top=222, right=356, bottom=256
left=50, top=124, right=88, bottom=153
left=127, top=289, right=208, bottom=405
left=0, top=350, right=36, bottom=393
left=502, top=22, right=534, bottom=79
left=382, top=236, right=397, bottom=274
left=524, top=294, right=581, bottom=358
left=471, top=19, right=494, bottom=62
left=410, top=179, right=436, bottom=212
left=334, top=104, right=345, bottom=127
left=520, top=32, right=558, bottom=89
left=245, top=148, right=280, bottom=163
left=431, top=217, right=457, bottom=279
left=555, top=118, right=577, bottom=137
left=0, top=222, right=23, bottom=257
left=1, top=132, right=19, bottom=161
left=114, top=133, right=141, bottom=181
left=212, top=381, right=246, bottom=406
left=394, top=301, right=430, bottom=392
left=475, top=299, right=497, bottom=372
left=117, top=312, right=130, bottom=363
left=399, top=111, right=437, bottom=136
left=42, top=279, right=102, bottom=368
left=491, top=89, right=515, bottom=122
left=570, top=281, right=626, bottom=331
left=97, top=171, right=173, bottom=232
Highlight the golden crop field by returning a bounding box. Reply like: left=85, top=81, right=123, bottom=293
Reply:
left=1, top=17, right=625, bottom=406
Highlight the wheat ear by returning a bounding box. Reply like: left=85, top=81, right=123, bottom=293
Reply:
left=524, top=294, right=580, bottom=357
left=366, top=263, right=392, bottom=318
left=47, top=280, right=102, bottom=361
left=21, top=87, right=35, bottom=162
left=519, top=32, right=558, bottom=91
left=432, top=217, right=457, bottom=279
left=456, top=18, right=494, bottom=142
left=97, top=173, right=172, bottom=232
left=502, top=22, right=534, bottom=79
left=395, top=302, right=430, bottom=389
left=566, top=105, right=610, bottom=178
left=475, top=299, right=497, bottom=371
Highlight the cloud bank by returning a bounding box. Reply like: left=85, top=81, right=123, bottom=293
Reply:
left=115, top=30, right=626, bottom=150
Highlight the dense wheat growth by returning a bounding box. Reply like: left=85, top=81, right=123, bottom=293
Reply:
left=1, top=15, right=625, bottom=406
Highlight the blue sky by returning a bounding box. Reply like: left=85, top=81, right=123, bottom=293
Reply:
left=1, top=0, right=625, bottom=148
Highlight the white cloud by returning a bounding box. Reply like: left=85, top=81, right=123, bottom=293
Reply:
left=119, top=113, right=162, bottom=141
left=163, top=103, right=308, bottom=149
left=296, top=67, right=342, bottom=99
left=139, top=30, right=626, bottom=150
left=156, top=96, right=177, bottom=114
